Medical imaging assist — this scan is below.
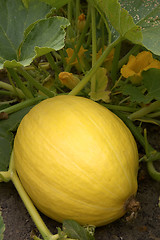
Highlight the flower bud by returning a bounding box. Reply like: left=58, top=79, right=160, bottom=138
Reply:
left=59, top=72, right=80, bottom=89
left=77, top=13, right=86, bottom=32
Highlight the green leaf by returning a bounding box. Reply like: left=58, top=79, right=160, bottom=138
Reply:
left=142, top=69, right=160, bottom=101
left=18, top=17, right=70, bottom=66
left=89, top=67, right=110, bottom=102
left=63, top=220, right=95, bottom=240
left=0, top=211, right=5, bottom=240
left=0, top=0, right=70, bottom=68
left=121, top=84, right=149, bottom=103
left=119, top=0, right=160, bottom=56
left=0, top=106, right=32, bottom=171
left=0, top=0, right=52, bottom=69
left=39, top=0, right=70, bottom=9
left=121, top=69, right=160, bottom=104
left=93, top=0, right=142, bottom=44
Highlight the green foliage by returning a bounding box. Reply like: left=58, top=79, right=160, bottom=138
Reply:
left=0, top=106, right=33, bottom=171
left=93, top=0, right=160, bottom=55
left=19, top=17, right=70, bottom=65
left=119, top=0, right=160, bottom=55
left=39, top=0, right=70, bottom=9
left=0, top=212, right=5, bottom=240
left=121, top=69, right=160, bottom=104
left=0, top=0, right=69, bottom=69
left=142, top=68, right=160, bottom=101
left=93, top=0, right=142, bottom=44
left=121, top=84, right=146, bottom=104
left=63, top=220, right=95, bottom=240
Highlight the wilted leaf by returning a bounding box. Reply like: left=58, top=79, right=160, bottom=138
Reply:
left=89, top=67, right=110, bottom=102
left=63, top=220, right=95, bottom=240
left=120, top=0, right=160, bottom=55
left=0, top=211, right=5, bottom=240
left=0, top=113, right=8, bottom=120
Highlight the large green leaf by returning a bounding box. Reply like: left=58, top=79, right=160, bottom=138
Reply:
left=93, top=0, right=142, bottom=44
left=19, top=17, right=70, bottom=66
left=3, top=16, right=69, bottom=68
left=0, top=0, right=52, bottom=68
left=0, top=0, right=69, bottom=69
left=94, top=0, right=160, bottom=56
left=119, top=0, right=160, bottom=56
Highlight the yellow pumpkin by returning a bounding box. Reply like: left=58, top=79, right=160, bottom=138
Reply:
left=13, top=95, right=139, bottom=226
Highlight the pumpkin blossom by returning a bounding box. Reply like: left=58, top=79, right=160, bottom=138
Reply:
left=65, top=46, right=88, bottom=71
left=59, top=72, right=80, bottom=89
left=96, top=47, right=115, bottom=71
left=121, top=51, right=160, bottom=84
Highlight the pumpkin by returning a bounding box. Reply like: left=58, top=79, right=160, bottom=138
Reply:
left=13, top=95, right=139, bottom=226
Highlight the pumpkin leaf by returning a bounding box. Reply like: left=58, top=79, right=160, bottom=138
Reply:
left=18, top=17, right=70, bottom=66
left=93, top=0, right=142, bottom=44
left=63, top=220, right=95, bottom=240
left=121, top=69, right=160, bottom=104
left=39, top=0, right=70, bottom=9
left=0, top=0, right=69, bottom=69
left=89, top=67, right=110, bottom=102
left=0, top=0, right=52, bottom=69
left=0, top=211, right=5, bottom=240
left=119, top=0, right=160, bottom=56
left=142, top=69, right=160, bottom=101
left=0, top=106, right=33, bottom=171
left=121, top=84, right=148, bottom=104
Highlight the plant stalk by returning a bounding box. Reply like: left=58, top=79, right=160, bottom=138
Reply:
left=65, top=6, right=91, bottom=72
left=91, top=4, right=97, bottom=94
left=69, top=37, right=122, bottom=96
left=0, top=96, right=46, bottom=114
left=111, top=41, right=122, bottom=84
left=17, top=67, right=55, bottom=98
left=0, top=81, right=25, bottom=99
left=7, top=68, right=33, bottom=99
left=129, top=100, right=160, bottom=120
left=9, top=152, right=55, bottom=240
left=45, top=53, right=61, bottom=74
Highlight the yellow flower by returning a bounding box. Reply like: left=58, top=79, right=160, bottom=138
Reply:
left=65, top=46, right=87, bottom=72
left=121, top=51, right=160, bottom=84
left=59, top=72, right=80, bottom=89
left=96, top=47, right=115, bottom=71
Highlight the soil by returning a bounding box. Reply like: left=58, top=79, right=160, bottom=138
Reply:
left=0, top=125, right=160, bottom=240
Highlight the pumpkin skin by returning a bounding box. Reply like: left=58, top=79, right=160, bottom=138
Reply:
left=13, top=95, right=139, bottom=226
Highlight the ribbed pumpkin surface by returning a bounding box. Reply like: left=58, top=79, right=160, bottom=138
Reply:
left=13, top=95, right=139, bottom=226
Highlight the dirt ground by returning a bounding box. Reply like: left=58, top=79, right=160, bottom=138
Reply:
left=0, top=125, right=160, bottom=240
